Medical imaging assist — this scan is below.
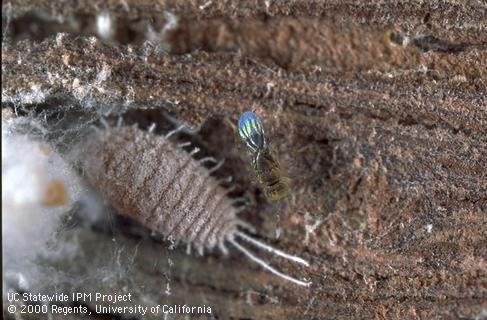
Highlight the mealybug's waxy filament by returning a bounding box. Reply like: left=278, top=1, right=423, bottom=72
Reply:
left=238, top=112, right=267, bottom=152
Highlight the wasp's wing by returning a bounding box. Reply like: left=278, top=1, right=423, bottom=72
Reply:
left=238, top=112, right=266, bottom=152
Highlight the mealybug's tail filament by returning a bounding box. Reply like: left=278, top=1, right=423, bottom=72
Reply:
left=228, top=238, right=311, bottom=287
left=235, top=231, right=309, bottom=266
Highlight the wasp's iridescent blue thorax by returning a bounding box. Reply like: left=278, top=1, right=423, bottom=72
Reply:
left=238, top=112, right=267, bottom=152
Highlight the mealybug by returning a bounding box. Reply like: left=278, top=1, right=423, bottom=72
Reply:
left=237, top=112, right=290, bottom=201
left=78, top=125, right=310, bottom=286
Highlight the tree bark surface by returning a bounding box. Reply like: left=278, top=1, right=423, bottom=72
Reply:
left=2, top=1, right=486, bottom=319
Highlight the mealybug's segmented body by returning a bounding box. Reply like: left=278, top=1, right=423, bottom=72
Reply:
left=80, top=126, right=235, bottom=249
left=79, top=125, right=310, bottom=286
left=238, top=112, right=290, bottom=200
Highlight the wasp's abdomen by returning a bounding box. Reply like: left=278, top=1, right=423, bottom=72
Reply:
left=253, top=149, right=290, bottom=200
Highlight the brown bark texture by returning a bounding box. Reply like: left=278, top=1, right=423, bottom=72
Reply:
left=2, top=1, right=487, bottom=319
